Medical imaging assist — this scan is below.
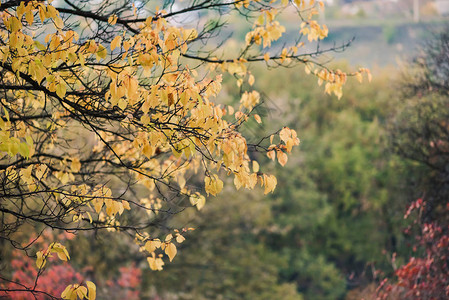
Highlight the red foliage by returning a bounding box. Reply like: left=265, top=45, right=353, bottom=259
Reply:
left=1, top=250, right=84, bottom=299
left=107, top=264, right=142, bottom=300
left=376, top=199, right=449, bottom=300
left=1, top=251, right=143, bottom=299
left=1, top=230, right=142, bottom=299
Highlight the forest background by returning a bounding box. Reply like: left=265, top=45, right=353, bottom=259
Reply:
left=1, top=0, right=448, bottom=299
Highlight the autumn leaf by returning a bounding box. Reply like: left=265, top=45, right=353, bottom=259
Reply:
left=165, top=243, right=177, bottom=262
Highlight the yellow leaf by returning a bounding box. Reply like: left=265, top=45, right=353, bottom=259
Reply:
left=3, top=107, right=9, bottom=121
left=56, top=251, right=68, bottom=261
left=147, top=255, right=164, bottom=271
left=26, top=135, right=33, bottom=147
left=165, top=242, right=177, bottom=262
left=108, top=15, right=118, bottom=25
left=254, top=114, right=262, bottom=124
left=20, top=165, right=33, bottom=184
left=71, top=158, right=81, bottom=172
left=51, top=242, right=70, bottom=261
left=110, top=36, right=122, bottom=51
left=142, top=142, right=153, bottom=158
left=263, top=174, right=277, bottom=194
left=54, top=17, right=64, bottom=29
left=76, top=286, right=88, bottom=299
left=93, top=199, right=104, bottom=213
left=305, top=63, right=312, bottom=74
left=9, top=17, right=22, bottom=32
left=267, top=150, right=276, bottom=161
left=86, top=212, right=93, bottom=223
left=96, top=44, right=107, bottom=60
left=46, top=5, right=59, bottom=19
left=145, top=239, right=161, bottom=253
left=205, top=175, right=223, bottom=196
left=249, top=173, right=258, bottom=189
left=248, top=74, right=255, bottom=86
left=176, top=234, right=185, bottom=243
left=118, top=98, right=127, bottom=110
left=264, top=53, right=270, bottom=61
left=38, top=6, right=46, bottom=23
left=25, top=9, right=34, bottom=25
left=252, top=160, right=260, bottom=173
left=279, top=127, right=291, bottom=143
left=17, top=2, right=25, bottom=19
left=236, top=78, right=243, bottom=87
left=36, top=164, right=47, bottom=179
left=36, top=250, right=46, bottom=269
left=165, top=233, right=173, bottom=242
left=277, top=150, right=288, bottom=166
left=286, top=138, right=294, bottom=153
left=18, top=142, right=30, bottom=158
left=56, top=82, right=66, bottom=98
left=190, top=194, right=206, bottom=210
left=86, top=281, right=96, bottom=300
left=122, top=200, right=131, bottom=210
left=61, top=285, right=74, bottom=300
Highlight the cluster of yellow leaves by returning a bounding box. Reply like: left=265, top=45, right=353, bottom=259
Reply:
left=240, top=91, right=260, bottom=110
left=15, top=164, right=47, bottom=192
left=205, top=174, right=224, bottom=196
left=245, top=9, right=286, bottom=48
left=35, top=242, right=95, bottom=300
left=356, top=68, right=373, bottom=83
left=1, top=4, right=86, bottom=100
left=280, top=1, right=328, bottom=42
left=267, top=127, right=300, bottom=167
left=15, top=160, right=129, bottom=219
left=300, top=20, right=328, bottom=42
left=0, top=0, right=300, bottom=223
left=150, top=54, right=301, bottom=200
left=0, top=106, right=34, bottom=158
left=137, top=229, right=190, bottom=271
left=189, top=192, right=207, bottom=210
left=36, top=242, right=70, bottom=269
left=61, top=281, right=96, bottom=300
left=237, top=0, right=359, bottom=102
left=304, top=64, right=351, bottom=99
left=90, top=186, right=130, bottom=217
left=317, top=68, right=347, bottom=99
